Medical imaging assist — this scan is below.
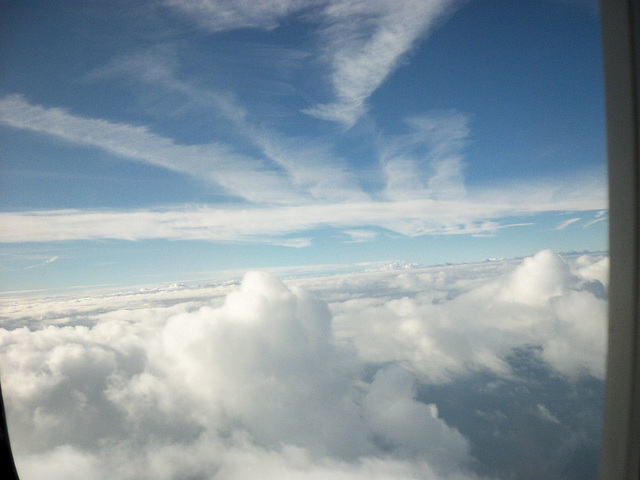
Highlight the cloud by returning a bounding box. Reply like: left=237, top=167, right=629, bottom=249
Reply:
left=304, top=0, right=457, bottom=127
left=251, top=131, right=370, bottom=203
left=88, top=49, right=370, bottom=204
left=555, top=217, right=581, bottom=230
left=0, top=91, right=369, bottom=205
left=537, top=403, right=561, bottom=423
left=327, top=250, right=607, bottom=382
left=0, top=251, right=607, bottom=479
left=540, top=288, right=608, bottom=378
left=500, top=249, right=572, bottom=306
left=0, top=95, right=303, bottom=205
left=342, top=229, right=379, bottom=243
left=25, top=256, right=59, bottom=270
left=2, top=269, right=480, bottom=480
left=573, top=254, right=608, bottom=287
left=0, top=180, right=606, bottom=244
left=381, top=112, right=469, bottom=201
left=15, top=441, right=473, bottom=480
left=161, top=0, right=457, bottom=127
left=0, top=94, right=607, bottom=244
left=583, top=210, right=608, bottom=228
left=163, top=0, right=315, bottom=32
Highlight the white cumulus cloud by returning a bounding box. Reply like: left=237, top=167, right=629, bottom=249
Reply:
left=0, top=251, right=608, bottom=479
left=1, top=269, right=481, bottom=480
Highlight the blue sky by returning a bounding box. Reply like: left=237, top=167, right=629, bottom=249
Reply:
left=0, top=0, right=607, bottom=293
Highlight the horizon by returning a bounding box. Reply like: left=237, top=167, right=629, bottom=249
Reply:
left=0, top=247, right=609, bottom=299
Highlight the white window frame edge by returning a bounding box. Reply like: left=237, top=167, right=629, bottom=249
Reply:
left=600, top=1, right=640, bottom=479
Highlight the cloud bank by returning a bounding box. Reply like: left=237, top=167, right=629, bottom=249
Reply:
left=0, top=251, right=607, bottom=479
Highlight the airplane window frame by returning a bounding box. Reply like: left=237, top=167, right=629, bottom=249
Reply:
left=599, top=0, right=640, bottom=479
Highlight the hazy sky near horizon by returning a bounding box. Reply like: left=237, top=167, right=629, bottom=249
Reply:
left=0, top=0, right=606, bottom=292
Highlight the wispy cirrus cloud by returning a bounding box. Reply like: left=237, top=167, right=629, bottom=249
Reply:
left=381, top=111, right=469, bottom=201
left=583, top=210, right=608, bottom=228
left=304, top=0, right=457, bottom=127
left=24, top=256, right=59, bottom=270
left=341, top=229, right=379, bottom=243
left=163, top=0, right=317, bottom=32
left=555, top=217, right=581, bottom=230
left=0, top=93, right=607, bottom=247
left=7, top=58, right=371, bottom=204
left=88, top=49, right=370, bottom=203
left=161, top=0, right=459, bottom=128
left=0, top=95, right=303, bottom=205
left=0, top=178, right=606, bottom=244
left=536, top=404, right=562, bottom=424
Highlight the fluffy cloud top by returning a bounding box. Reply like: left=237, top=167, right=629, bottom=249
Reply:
left=1, top=272, right=475, bottom=479
left=0, top=251, right=607, bottom=479
left=328, top=250, right=607, bottom=382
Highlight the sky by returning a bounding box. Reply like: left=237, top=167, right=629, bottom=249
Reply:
left=0, top=0, right=607, bottom=294
left=0, top=2, right=610, bottom=479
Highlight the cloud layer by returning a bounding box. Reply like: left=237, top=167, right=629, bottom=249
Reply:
left=0, top=251, right=607, bottom=479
